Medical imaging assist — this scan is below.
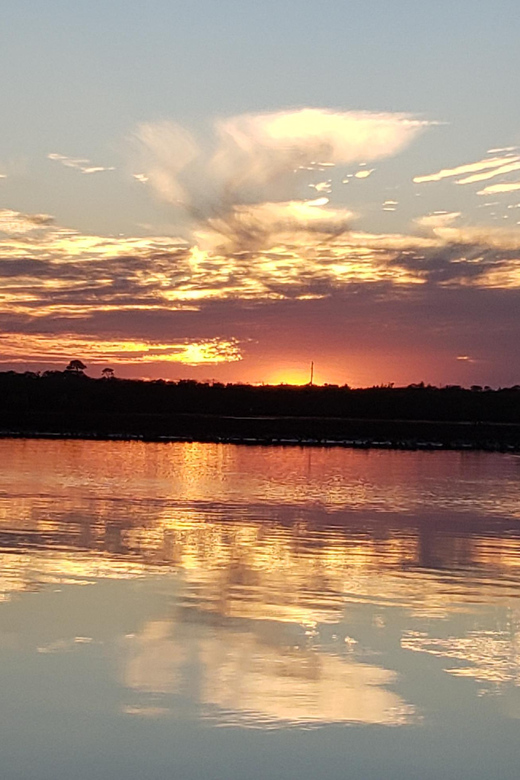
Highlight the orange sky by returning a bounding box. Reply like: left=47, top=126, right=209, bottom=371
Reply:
left=2, top=111, right=520, bottom=386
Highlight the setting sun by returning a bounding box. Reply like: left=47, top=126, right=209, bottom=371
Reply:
left=266, top=368, right=312, bottom=386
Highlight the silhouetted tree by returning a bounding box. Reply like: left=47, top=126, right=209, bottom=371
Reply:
left=101, top=367, right=115, bottom=379
left=66, top=359, right=87, bottom=374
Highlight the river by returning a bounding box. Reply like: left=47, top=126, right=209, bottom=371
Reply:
left=1, top=439, right=520, bottom=779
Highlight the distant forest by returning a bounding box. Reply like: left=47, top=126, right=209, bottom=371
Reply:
left=2, top=365, right=520, bottom=423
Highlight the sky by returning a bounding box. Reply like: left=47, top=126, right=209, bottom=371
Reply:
left=2, top=0, right=520, bottom=386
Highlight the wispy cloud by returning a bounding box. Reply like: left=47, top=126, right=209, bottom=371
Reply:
left=48, top=153, right=115, bottom=175
left=415, top=211, right=461, bottom=229
left=413, top=153, right=520, bottom=184
left=456, top=160, right=520, bottom=185
left=131, top=108, right=428, bottom=249
left=487, top=146, right=519, bottom=154
left=0, top=209, right=54, bottom=234
left=477, top=182, right=520, bottom=195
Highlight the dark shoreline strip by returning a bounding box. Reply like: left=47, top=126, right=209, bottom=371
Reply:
left=1, top=413, right=520, bottom=452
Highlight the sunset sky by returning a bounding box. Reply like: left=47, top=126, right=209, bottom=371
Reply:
left=2, top=0, right=520, bottom=386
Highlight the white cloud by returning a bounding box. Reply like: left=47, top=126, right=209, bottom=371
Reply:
left=354, top=169, right=374, bottom=179
left=48, top=153, right=115, bottom=174
left=210, top=109, right=424, bottom=194
left=309, top=180, right=332, bottom=193
left=416, top=211, right=461, bottom=230
left=456, top=160, right=520, bottom=185
left=477, top=182, right=520, bottom=195
left=487, top=146, right=519, bottom=154
left=414, top=154, right=519, bottom=184
left=131, top=108, right=428, bottom=248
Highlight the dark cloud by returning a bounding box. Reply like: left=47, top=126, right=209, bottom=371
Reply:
left=391, top=242, right=520, bottom=284
left=1, top=209, right=520, bottom=383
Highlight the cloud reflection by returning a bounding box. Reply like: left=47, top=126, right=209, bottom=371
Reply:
left=123, top=619, right=414, bottom=727
left=1, top=442, right=520, bottom=725
left=402, top=626, right=520, bottom=688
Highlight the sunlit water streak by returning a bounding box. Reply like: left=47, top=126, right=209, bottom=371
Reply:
left=1, top=440, right=520, bottom=779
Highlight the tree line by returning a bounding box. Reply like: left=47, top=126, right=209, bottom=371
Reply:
left=1, top=366, right=520, bottom=423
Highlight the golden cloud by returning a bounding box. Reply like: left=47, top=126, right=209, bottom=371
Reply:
left=0, top=333, right=242, bottom=365
left=477, top=182, right=520, bottom=195
left=1, top=203, right=520, bottom=371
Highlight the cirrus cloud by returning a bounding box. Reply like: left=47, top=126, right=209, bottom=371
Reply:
left=48, top=153, right=115, bottom=175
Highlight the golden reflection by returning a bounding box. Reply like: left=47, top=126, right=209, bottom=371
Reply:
left=2, top=440, right=520, bottom=724
left=3, top=496, right=520, bottom=624
left=1, top=441, right=520, bottom=611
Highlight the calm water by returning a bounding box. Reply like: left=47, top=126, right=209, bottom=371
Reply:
left=1, top=440, right=520, bottom=779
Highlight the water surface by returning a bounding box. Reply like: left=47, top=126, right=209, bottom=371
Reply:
left=1, top=440, right=520, bottom=779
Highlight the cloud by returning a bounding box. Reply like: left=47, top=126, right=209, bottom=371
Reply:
left=48, top=153, right=115, bottom=175
left=1, top=205, right=520, bottom=324
left=413, top=153, right=520, bottom=184
left=192, top=199, right=356, bottom=252
left=456, top=160, right=520, bottom=185
left=0, top=209, right=54, bottom=235
left=477, top=182, right=520, bottom=195
left=209, top=109, right=422, bottom=190
left=487, top=146, right=519, bottom=154
left=0, top=333, right=242, bottom=365
left=2, top=203, right=520, bottom=377
left=309, top=180, right=332, bottom=194
left=390, top=221, right=520, bottom=287
left=354, top=169, right=374, bottom=179
left=130, top=122, right=198, bottom=205
left=415, top=211, right=461, bottom=229
left=131, top=108, right=428, bottom=248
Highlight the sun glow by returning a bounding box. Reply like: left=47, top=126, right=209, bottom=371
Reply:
left=266, top=367, right=314, bottom=386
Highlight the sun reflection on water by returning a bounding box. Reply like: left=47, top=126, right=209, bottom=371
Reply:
left=1, top=440, right=520, bottom=728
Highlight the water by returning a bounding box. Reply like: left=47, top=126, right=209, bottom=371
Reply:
left=1, top=439, right=520, bottom=779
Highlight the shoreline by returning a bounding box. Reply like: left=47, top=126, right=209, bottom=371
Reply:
left=1, top=412, right=520, bottom=452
